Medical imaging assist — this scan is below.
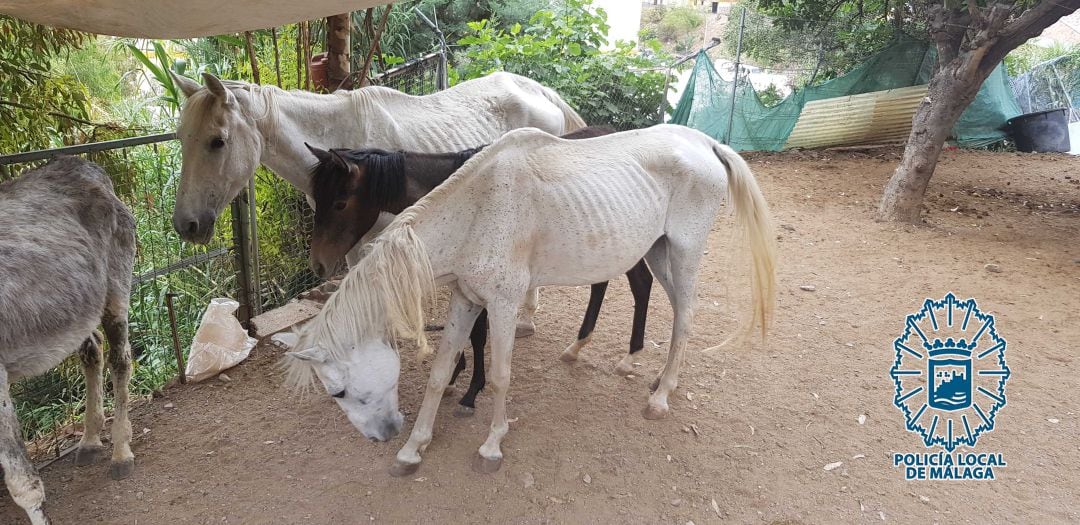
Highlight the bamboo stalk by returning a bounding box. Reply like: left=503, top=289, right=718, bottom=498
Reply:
left=359, top=5, right=393, bottom=87
left=271, top=27, right=283, bottom=88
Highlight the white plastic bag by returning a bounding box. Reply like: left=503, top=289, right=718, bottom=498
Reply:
left=185, top=298, right=257, bottom=382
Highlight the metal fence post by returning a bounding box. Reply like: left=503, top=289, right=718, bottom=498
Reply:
left=413, top=7, right=448, bottom=90
left=230, top=188, right=256, bottom=325
left=726, top=7, right=746, bottom=146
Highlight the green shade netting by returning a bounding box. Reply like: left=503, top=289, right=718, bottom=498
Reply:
left=669, top=34, right=1023, bottom=150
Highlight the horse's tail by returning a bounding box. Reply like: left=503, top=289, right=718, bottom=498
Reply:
left=713, top=144, right=777, bottom=343
left=537, top=83, right=586, bottom=132
left=284, top=223, right=435, bottom=390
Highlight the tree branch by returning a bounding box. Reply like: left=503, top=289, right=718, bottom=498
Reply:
left=983, top=0, right=1080, bottom=71
left=0, top=98, right=111, bottom=128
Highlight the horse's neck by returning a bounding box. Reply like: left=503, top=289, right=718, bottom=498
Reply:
left=401, top=152, right=473, bottom=204
left=255, top=92, right=367, bottom=195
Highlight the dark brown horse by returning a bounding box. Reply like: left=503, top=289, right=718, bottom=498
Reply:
left=305, top=127, right=652, bottom=415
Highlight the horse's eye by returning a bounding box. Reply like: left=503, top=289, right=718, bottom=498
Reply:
left=333, top=200, right=347, bottom=211
left=331, top=390, right=346, bottom=399
left=210, top=138, right=226, bottom=150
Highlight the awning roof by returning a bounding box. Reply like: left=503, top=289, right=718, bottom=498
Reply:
left=0, top=0, right=393, bottom=38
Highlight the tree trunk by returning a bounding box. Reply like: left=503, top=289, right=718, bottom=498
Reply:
left=326, top=13, right=351, bottom=90
left=243, top=31, right=261, bottom=84
left=877, top=0, right=1080, bottom=222
left=878, top=61, right=986, bottom=222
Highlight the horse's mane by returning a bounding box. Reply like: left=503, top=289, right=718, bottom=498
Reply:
left=310, top=146, right=487, bottom=212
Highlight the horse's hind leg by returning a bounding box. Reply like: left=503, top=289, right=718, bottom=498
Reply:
left=0, top=366, right=51, bottom=525
left=74, top=331, right=106, bottom=466
left=642, top=237, right=702, bottom=420
left=515, top=287, right=539, bottom=338
left=455, top=309, right=488, bottom=417
left=614, top=259, right=653, bottom=376
left=448, top=354, right=467, bottom=387
left=102, top=298, right=134, bottom=480
left=560, top=282, right=608, bottom=363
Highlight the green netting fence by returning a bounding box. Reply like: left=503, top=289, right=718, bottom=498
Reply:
left=670, top=33, right=1023, bottom=150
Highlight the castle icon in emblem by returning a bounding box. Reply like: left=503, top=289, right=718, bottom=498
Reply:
left=890, top=293, right=1010, bottom=451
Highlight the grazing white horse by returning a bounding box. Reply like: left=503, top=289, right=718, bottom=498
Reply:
left=169, top=71, right=586, bottom=334
left=283, top=124, right=777, bottom=474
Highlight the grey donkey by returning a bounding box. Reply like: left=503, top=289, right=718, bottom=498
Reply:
left=0, top=156, right=137, bottom=525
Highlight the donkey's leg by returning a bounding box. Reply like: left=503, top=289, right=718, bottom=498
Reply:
left=392, top=289, right=481, bottom=476
left=560, top=282, right=608, bottom=363
left=0, top=367, right=50, bottom=525
left=643, top=238, right=703, bottom=420
left=102, top=301, right=134, bottom=480
left=615, top=259, right=654, bottom=376
left=74, top=331, right=107, bottom=466
left=474, top=299, right=519, bottom=474
left=455, top=309, right=488, bottom=418
left=516, top=287, right=539, bottom=338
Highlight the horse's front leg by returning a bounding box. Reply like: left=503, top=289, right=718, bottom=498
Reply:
left=391, top=287, right=481, bottom=476
left=515, top=287, right=539, bottom=338
left=473, top=298, right=520, bottom=473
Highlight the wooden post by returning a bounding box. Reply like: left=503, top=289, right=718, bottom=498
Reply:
left=243, top=31, right=261, bottom=84
left=326, top=13, right=352, bottom=90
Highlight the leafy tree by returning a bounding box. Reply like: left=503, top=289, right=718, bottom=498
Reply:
left=455, top=0, right=676, bottom=130
left=736, top=0, right=1080, bottom=222
left=0, top=16, right=91, bottom=152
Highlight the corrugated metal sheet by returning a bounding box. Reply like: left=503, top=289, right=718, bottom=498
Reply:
left=784, top=85, right=928, bottom=149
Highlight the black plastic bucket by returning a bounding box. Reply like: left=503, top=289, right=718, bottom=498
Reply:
left=1008, top=108, right=1070, bottom=153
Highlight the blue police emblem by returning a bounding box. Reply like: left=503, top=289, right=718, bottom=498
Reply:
left=890, top=293, right=1010, bottom=451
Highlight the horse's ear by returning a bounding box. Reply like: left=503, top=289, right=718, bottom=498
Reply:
left=201, top=72, right=236, bottom=106
left=170, top=70, right=201, bottom=98
left=305, top=143, right=335, bottom=165
left=330, top=149, right=350, bottom=169
left=286, top=347, right=327, bottom=363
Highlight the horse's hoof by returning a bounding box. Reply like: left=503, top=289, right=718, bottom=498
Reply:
left=642, top=404, right=669, bottom=420
left=27, top=506, right=50, bottom=525
left=614, top=361, right=635, bottom=377
left=515, top=322, right=535, bottom=338
left=453, top=405, right=476, bottom=418
left=559, top=349, right=579, bottom=363
left=73, top=445, right=105, bottom=466
left=472, top=453, right=503, bottom=474
left=389, top=459, right=420, bottom=477
left=109, top=458, right=135, bottom=480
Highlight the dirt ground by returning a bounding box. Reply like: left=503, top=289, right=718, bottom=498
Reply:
left=2, top=148, right=1078, bottom=524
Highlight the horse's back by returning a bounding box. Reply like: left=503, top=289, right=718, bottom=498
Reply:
left=0, top=157, right=134, bottom=357
left=356, top=72, right=577, bottom=149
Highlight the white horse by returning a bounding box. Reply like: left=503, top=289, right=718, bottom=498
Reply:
left=168, top=71, right=586, bottom=334
left=283, top=124, right=777, bottom=474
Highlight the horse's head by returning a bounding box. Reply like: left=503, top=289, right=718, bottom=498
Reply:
left=306, top=144, right=405, bottom=278
left=170, top=72, right=264, bottom=244
left=284, top=339, right=404, bottom=442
